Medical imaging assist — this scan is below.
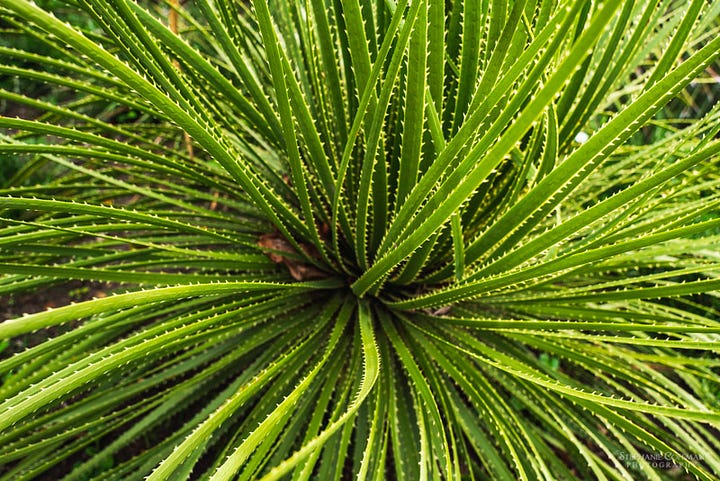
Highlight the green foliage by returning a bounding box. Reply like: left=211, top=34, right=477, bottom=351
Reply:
left=0, top=0, right=719, bottom=479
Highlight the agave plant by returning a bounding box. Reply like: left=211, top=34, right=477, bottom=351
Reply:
left=1, top=0, right=719, bottom=479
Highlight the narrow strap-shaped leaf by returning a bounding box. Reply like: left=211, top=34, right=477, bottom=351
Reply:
left=251, top=0, right=328, bottom=263
left=557, top=0, right=659, bottom=147
left=468, top=139, right=720, bottom=280
left=85, top=0, right=199, bottom=120
left=518, top=331, right=720, bottom=351
left=426, top=315, right=720, bottom=333
left=208, top=299, right=351, bottom=481
left=390, top=216, right=720, bottom=309
left=395, top=0, right=427, bottom=210
left=446, top=385, right=516, bottom=481
left=464, top=33, right=720, bottom=269
left=578, top=401, right=717, bottom=481
left=330, top=0, right=410, bottom=262
left=255, top=299, right=380, bottom=481
left=0, top=263, right=266, bottom=285
left=354, top=0, right=625, bottom=295
left=451, top=213, right=464, bottom=281
left=145, top=298, right=342, bottom=481
left=355, top=382, right=387, bottom=480
left=645, top=0, right=705, bottom=90
left=0, top=64, right=160, bottom=118
left=192, top=0, right=283, bottom=141
left=467, top=0, right=527, bottom=122
left=0, top=296, right=309, bottom=434
left=0, top=196, right=236, bottom=244
left=0, top=90, right=176, bottom=157
left=510, top=278, right=720, bottom=304
left=383, top=314, right=452, bottom=478
left=341, top=0, right=372, bottom=96
left=289, top=341, right=350, bottom=481
left=308, top=0, right=348, bottom=148
left=419, top=327, right=529, bottom=479
left=392, top=231, right=441, bottom=285
left=0, top=118, right=209, bottom=181
left=0, top=217, right=260, bottom=263
left=0, top=0, right=309, bottom=243
left=426, top=0, right=444, bottom=114
left=0, top=280, right=339, bottom=339
left=351, top=0, right=424, bottom=268
left=449, top=0, right=481, bottom=135
left=377, top=0, right=583, bottom=258
left=419, top=322, right=720, bottom=423
left=125, top=3, right=274, bottom=140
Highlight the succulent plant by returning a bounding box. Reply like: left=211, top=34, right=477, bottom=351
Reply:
left=0, top=0, right=719, bottom=479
